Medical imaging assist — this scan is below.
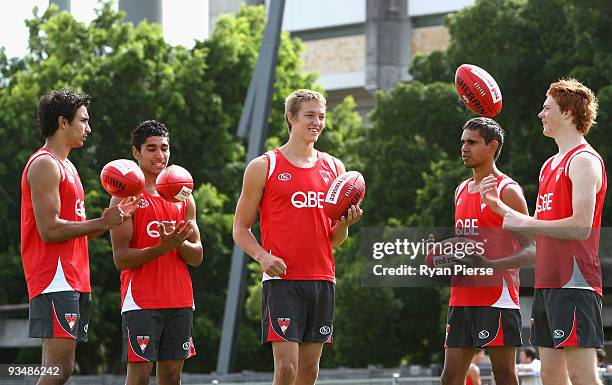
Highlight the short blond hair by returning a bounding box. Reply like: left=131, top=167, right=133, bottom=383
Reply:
left=284, top=89, right=326, bottom=132
left=547, top=78, right=598, bottom=134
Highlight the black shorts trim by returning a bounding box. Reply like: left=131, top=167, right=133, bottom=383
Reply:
left=261, top=280, right=334, bottom=344
left=530, top=288, right=603, bottom=348
left=445, top=306, right=522, bottom=348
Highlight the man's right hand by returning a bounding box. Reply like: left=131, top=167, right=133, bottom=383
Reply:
left=257, top=252, right=287, bottom=277
left=479, top=174, right=500, bottom=210
left=158, top=220, right=193, bottom=253
left=101, top=204, right=128, bottom=228
left=460, top=253, right=493, bottom=269
left=102, top=195, right=143, bottom=228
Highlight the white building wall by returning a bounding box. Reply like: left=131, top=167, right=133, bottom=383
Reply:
left=276, top=0, right=365, bottom=31
left=408, top=0, right=475, bottom=16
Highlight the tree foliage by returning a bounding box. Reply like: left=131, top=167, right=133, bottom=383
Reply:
left=0, top=2, right=362, bottom=373
left=408, top=0, right=612, bottom=218
left=3, top=0, right=612, bottom=374
left=357, top=0, right=612, bottom=368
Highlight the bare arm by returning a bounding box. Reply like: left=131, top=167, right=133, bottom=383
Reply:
left=28, top=155, right=129, bottom=242
left=177, top=195, right=203, bottom=267
left=330, top=159, right=363, bottom=247
left=233, top=156, right=287, bottom=276
left=480, top=153, right=601, bottom=240
left=527, top=153, right=600, bottom=239
left=110, top=196, right=192, bottom=270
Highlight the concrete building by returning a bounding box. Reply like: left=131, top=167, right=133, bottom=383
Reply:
left=209, top=0, right=475, bottom=118
left=208, top=0, right=612, bottom=347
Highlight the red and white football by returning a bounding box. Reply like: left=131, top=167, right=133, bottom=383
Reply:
left=455, top=64, right=502, bottom=117
left=100, top=159, right=145, bottom=198
left=424, top=237, right=482, bottom=268
left=323, top=171, right=366, bottom=221
left=155, top=165, right=194, bottom=203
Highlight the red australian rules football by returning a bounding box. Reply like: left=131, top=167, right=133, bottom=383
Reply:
left=155, top=164, right=194, bottom=203
left=323, top=171, right=366, bottom=221
left=455, top=64, right=502, bottom=117
left=100, top=159, right=145, bottom=198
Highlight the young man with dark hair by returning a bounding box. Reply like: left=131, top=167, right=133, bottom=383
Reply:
left=517, top=347, right=542, bottom=385
left=440, top=117, right=530, bottom=385
left=520, top=346, right=538, bottom=362
left=21, top=89, right=138, bottom=385
left=233, top=89, right=362, bottom=385
left=110, top=120, right=203, bottom=385
left=481, top=78, right=606, bottom=385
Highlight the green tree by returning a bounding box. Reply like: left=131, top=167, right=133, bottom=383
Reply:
left=357, top=0, right=612, bottom=368
left=0, top=1, right=364, bottom=372
left=362, top=81, right=471, bottom=225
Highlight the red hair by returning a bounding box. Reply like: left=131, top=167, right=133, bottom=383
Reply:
left=547, top=78, right=598, bottom=134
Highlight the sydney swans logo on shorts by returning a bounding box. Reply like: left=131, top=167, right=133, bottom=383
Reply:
left=319, top=326, right=331, bottom=335
left=137, top=336, right=150, bottom=352
left=64, top=313, right=77, bottom=330
left=553, top=329, right=565, bottom=339
left=277, top=318, right=291, bottom=334
left=478, top=330, right=490, bottom=339
left=278, top=173, right=292, bottom=182
left=183, top=340, right=191, bottom=351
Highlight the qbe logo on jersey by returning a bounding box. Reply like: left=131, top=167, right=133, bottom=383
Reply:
left=75, top=199, right=86, bottom=219
left=291, top=191, right=324, bottom=208
left=146, top=220, right=177, bottom=238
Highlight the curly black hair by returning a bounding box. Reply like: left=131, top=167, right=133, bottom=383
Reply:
left=131, top=120, right=170, bottom=150
left=37, top=89, right=91, bottom=138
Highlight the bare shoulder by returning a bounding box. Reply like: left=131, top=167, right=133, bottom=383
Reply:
left=572, top=151, right=602, bottom=167
left=27, top=154, right=61, bottom=186
left=247, top=155, right=269, bottom=172
left=569, top=152, right=602, bottom=179
left=243, top=155, right=269, bottom=189
left=501, top=183, right=528, bottom=214
left=245, top=155, right=269, bottom=177
left=333, top=156, right=346, bottom=174
left=502, top=183, right=525, bottom=199
left=187, top=193, right=197, bottom=211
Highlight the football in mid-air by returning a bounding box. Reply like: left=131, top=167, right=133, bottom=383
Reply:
left=156, top=165, right=194, bottom=203
left=455, top=64, right=502, bottom=117
left=100, top=159, right=145, bottom=198
left=323, top=171, right=366, bottom=221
